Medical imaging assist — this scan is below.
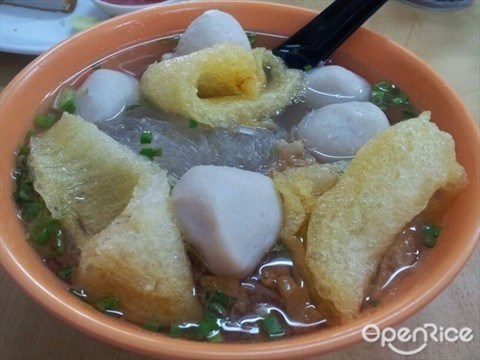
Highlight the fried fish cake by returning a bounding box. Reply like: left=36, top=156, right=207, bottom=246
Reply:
left=304, top=112, right=466, bottom=321
left=141, top=43, right=304, bottom=128
left=30, top=113, right=202, bottom=325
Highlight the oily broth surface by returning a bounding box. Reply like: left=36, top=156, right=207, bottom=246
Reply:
left=17, top=32, right=432, bottom=341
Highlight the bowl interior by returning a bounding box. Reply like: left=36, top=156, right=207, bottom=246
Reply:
left=0, top=1, right=479, bottom=359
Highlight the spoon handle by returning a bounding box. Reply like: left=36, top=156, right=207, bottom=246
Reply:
left=273, top=0, right=389, bottom=69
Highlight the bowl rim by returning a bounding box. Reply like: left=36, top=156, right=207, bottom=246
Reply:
left=1, top=1, right=479, bottom=359
left=90, top=0, right=187, bottom=16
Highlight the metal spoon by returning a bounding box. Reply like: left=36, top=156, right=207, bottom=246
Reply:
left=273, top=0, right=389, bottom=69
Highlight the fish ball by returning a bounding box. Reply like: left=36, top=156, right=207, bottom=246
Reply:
left=76, top=69, right=140, bottom=123
left=297, top=102, right=389, bottom=162
left=304, top=65, right=372, bottom=109
left=173, top=10, right=251, bottom=57
left=275, top=66, right=372, bottom=130
left=171, top=165, right=282, bottom=278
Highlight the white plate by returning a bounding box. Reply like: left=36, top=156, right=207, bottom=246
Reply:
left=0, top=0, right=110, bottom=55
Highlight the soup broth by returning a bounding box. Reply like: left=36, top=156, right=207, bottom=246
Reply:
left=13, top=32, right=445, bottom=342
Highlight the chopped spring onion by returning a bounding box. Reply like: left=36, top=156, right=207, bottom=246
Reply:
left=303, top=64, right=313, bottom=72
left=141, top=321, right=163, bottom=332
left=69, top=290, right=123, bottom=316
left=185, top=291, right=231, bottom=340
left=208, top=290, right=230, bottom=307
left=370, top=81, right=417, bottom=120
left=25, top=129, right=37, bottom=140
left=188, top=119, right=199, bottom=128
left=140, top=147, right=162, bottom=160
left=16, top=186, right=35, bottom=203
left=207, top=302, right=228, bottom=318
left=169, top=323, right=184, bottom=338
left=140, top=130, right=153, bottom=144
left=30, top=219, right=62, bottom=247
left=96, top=296, right=120, bottom=312
left=167, top=291, right=231, bottom=340
left=53, top=87, right=77, bottom=113
left=15, top=143, right=29, bottom=163
left=262, top=313, right=285, bottom=338
left=34, top=113, right=56, bottom=129
left=196, top=312, right=221, bottom=340
left=421, top=224, right=441, bottom=248
left=25, top=217, right=63, bottom=255
left=14, top=143, right=75, bottom=283
left=21, top=202, right=45, bottom=221
left=207, top=331, right=224, bottom=343
left=58, top=266, right=73, bottom=280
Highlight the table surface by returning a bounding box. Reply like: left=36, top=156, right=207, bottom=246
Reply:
left=0, top=1, right=479, bottom=359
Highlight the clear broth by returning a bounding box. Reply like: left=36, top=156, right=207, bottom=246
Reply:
left=14, top=32, right=439, bottom=342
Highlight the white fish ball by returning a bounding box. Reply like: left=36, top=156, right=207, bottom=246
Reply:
left=171, top=165, right=282, bottom=278
left=304, top=65, right=372, bottom=109
left=173, top=10, right=251, bottom=57
left=297, top=102, right=390, bottom=162
left=76, top=69, right=140, bottom=123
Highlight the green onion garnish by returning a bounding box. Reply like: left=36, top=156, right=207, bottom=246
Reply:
left=420, top=224, right=441, bottom=248
left=13, top=143, right=68, bottom=258
left=169, top=323, right=184, bottom=338
left=54, top=87, right=77, bottom=113
left=34, top=113, right=56, bottom=129
left=95, top=296, right=120, bottom=312
left=25, top=129, right=37, bottom=140
left=196, top=313, right=221, bottom=340
left=262, top=313, right=285, bottom=338
left=140, top=130, right=153, bottom=144
left=58, top=266, right=73, bottom=280
left=31, top=219, right=61, bottom=246
left=207, top=302, right=228, bottom=318
left=140, top=147, right=162, bottom=160
left=188, top=119, right=199, bottom=128
left=370, top=80, right=417, bottom=120
left=207, top=331, right=224, bottom=343
left=401, top=109, right=417, bottom=119
left=21, top=202, right=45, bottom=221
left=208, top=290, right=230, bottom=307
left=16, top=185, right=35, bottom=202
left=141, top=321, right=163, bottom=332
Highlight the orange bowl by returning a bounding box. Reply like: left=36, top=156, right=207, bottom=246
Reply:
left=0, top=1, right=479, bottom=359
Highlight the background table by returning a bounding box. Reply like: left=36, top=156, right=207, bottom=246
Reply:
left=1, top=1, right=478, bottom=359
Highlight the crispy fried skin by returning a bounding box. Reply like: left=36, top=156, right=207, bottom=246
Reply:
left=305, top=113, right=466, bottom=321
left=141, top=43, right=304, bottom=127
left=30, top=113, right=202, bottom=325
